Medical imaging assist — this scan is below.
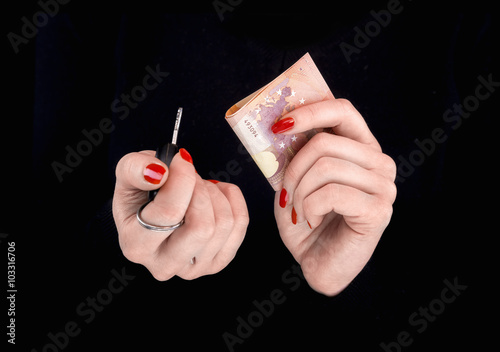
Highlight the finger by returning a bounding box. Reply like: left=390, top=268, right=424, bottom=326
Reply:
left=282, top=133, right=396, bottom=208
left=149, top=176, right=216, bottom=280
left=277, top=99, right=381, bottom=150
left=302, top=183, right=393, bottom=235
left=140, top=150, right=197, bottom=228
left=300, top=189, right=385, bottom=296
left=293, top=157, right=395, bottom=223
left=113, top=150, right=168, bottom=225
left=115, top=150, right=196, bottom=267
left=114, top=151, right=168, bottom=201
left=209, top=182, right=249, bottom=273
left=176, top=180, right=236, bottom=279
left=177, top=181, right=249, bottom=279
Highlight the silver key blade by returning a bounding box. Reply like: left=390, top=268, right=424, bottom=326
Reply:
left=172, top=107, right=183, bottom=145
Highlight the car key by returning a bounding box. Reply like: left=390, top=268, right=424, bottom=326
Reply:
left=149, top=107, right=183, bottom=201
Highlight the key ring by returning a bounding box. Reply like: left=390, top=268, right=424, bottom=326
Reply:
left=136, top=200, right=185, bottom=232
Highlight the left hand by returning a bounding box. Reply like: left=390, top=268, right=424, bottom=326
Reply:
left=272, top=98, right=397, bottom=296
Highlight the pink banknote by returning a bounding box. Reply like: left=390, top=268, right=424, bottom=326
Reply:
left=225, top=53, right=334, bottom=191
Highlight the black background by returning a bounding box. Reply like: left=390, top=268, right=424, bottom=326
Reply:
left=2, top=1, right=497, bottom=351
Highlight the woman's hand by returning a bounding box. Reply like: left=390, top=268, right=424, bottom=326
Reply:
left=112, top=149, right=249, bottom=281
left=273, top=99, right=397, bottom=296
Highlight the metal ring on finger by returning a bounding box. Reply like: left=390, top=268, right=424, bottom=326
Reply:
left=136, top=200, right=185, bottom=232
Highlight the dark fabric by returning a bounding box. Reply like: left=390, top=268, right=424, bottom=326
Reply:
left=4, top=3, right=496, bottom=351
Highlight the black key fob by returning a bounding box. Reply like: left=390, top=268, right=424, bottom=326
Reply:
left=148, top=107, right=183, bottom=202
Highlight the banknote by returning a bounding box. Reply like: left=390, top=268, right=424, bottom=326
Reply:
left=225, top=53, right=334, bottom=191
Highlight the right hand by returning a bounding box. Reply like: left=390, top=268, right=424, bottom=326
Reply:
left=112, top=149, right=249, bottom=281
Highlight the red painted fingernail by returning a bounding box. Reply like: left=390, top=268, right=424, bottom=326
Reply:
left=307, top=221, right=312, bottom=229
left=279, top=188, right=288, bottom=208
left=144, top=163, right=166, bottom=184
left=179, top=148, right=193, bottom=164
left=291, top=207, right=297, bottom=225
left=271, top=117, right=294, bottom=134
left=208, top=179, right=219, bottom=184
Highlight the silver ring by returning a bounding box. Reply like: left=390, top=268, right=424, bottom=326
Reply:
left=136, top=201, right=185, bottom=232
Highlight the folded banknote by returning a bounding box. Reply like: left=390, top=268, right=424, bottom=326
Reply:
left=225, top=53, right=334, bottom=191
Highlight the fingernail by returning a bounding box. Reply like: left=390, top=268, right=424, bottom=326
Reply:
left=307, top=221, right=312, bottom=229
left=279, top=188, right=288, bottom=208
left=179, top=148, right=193, bottom=164
left=208, top=179, right=219, bottom=184
left=144, top=163, right=166, bottom=184
left=291, top=207, right=297, bottom=225
left=271, top=117, right=294, bottom=134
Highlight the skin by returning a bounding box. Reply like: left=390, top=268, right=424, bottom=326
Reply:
left=274, top=99, right=397, bottom=296
left=112, top=98, right=397, bottom=296
left=113, top=151, right=250, bottom=281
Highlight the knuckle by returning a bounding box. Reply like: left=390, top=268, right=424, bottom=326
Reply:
left=213, top=253, right=235, bottom=271
left=302, top=195, right=316, bottom=216
left=336, top=98, right=357, bottom=116
left=326, top=183, right=340, bottom=208
left=190, top=219, right=216, bottom=242
left=378, top=153, right=398, bottom=180
left=378, top=201, right=394, bottom=220
left=236, top=210, right=250, bottom=228
left=310, top=131, right=333, bottom=151
left=222, top=184, right=246, bottom=212
left=150, top=267, right=175, bottom=282
left=205, top=265, right=225, bottom=276
left=224, top=182, right=241, bottom=195
left=378, top=203, right=394, bottom=228
left=375, top=176, right=397, bottom=204
left=385, top=182, right=398, bottom=204
left=366, top=200, right=393, bottom=230
left=373, top=155, right=397, bottom=203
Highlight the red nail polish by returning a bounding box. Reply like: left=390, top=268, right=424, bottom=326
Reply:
left=279, top=188, right=288, bottom=208
left=271, top=117, right=294, bottom=134
left=179, top=148, right=193, bottom=164
left=144, top=163, right=166, bottom=184
left=291, top=207, right=297, bottom=225
left=307, top=221, right=312, bottom=229
left=208, top=179, right=219, bottom=184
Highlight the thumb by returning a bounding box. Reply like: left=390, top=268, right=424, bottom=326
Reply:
left=114, top=151, right=169, bottom=210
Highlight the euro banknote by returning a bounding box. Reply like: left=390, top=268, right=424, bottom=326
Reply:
left=225, top=53, right=334, bottom=191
